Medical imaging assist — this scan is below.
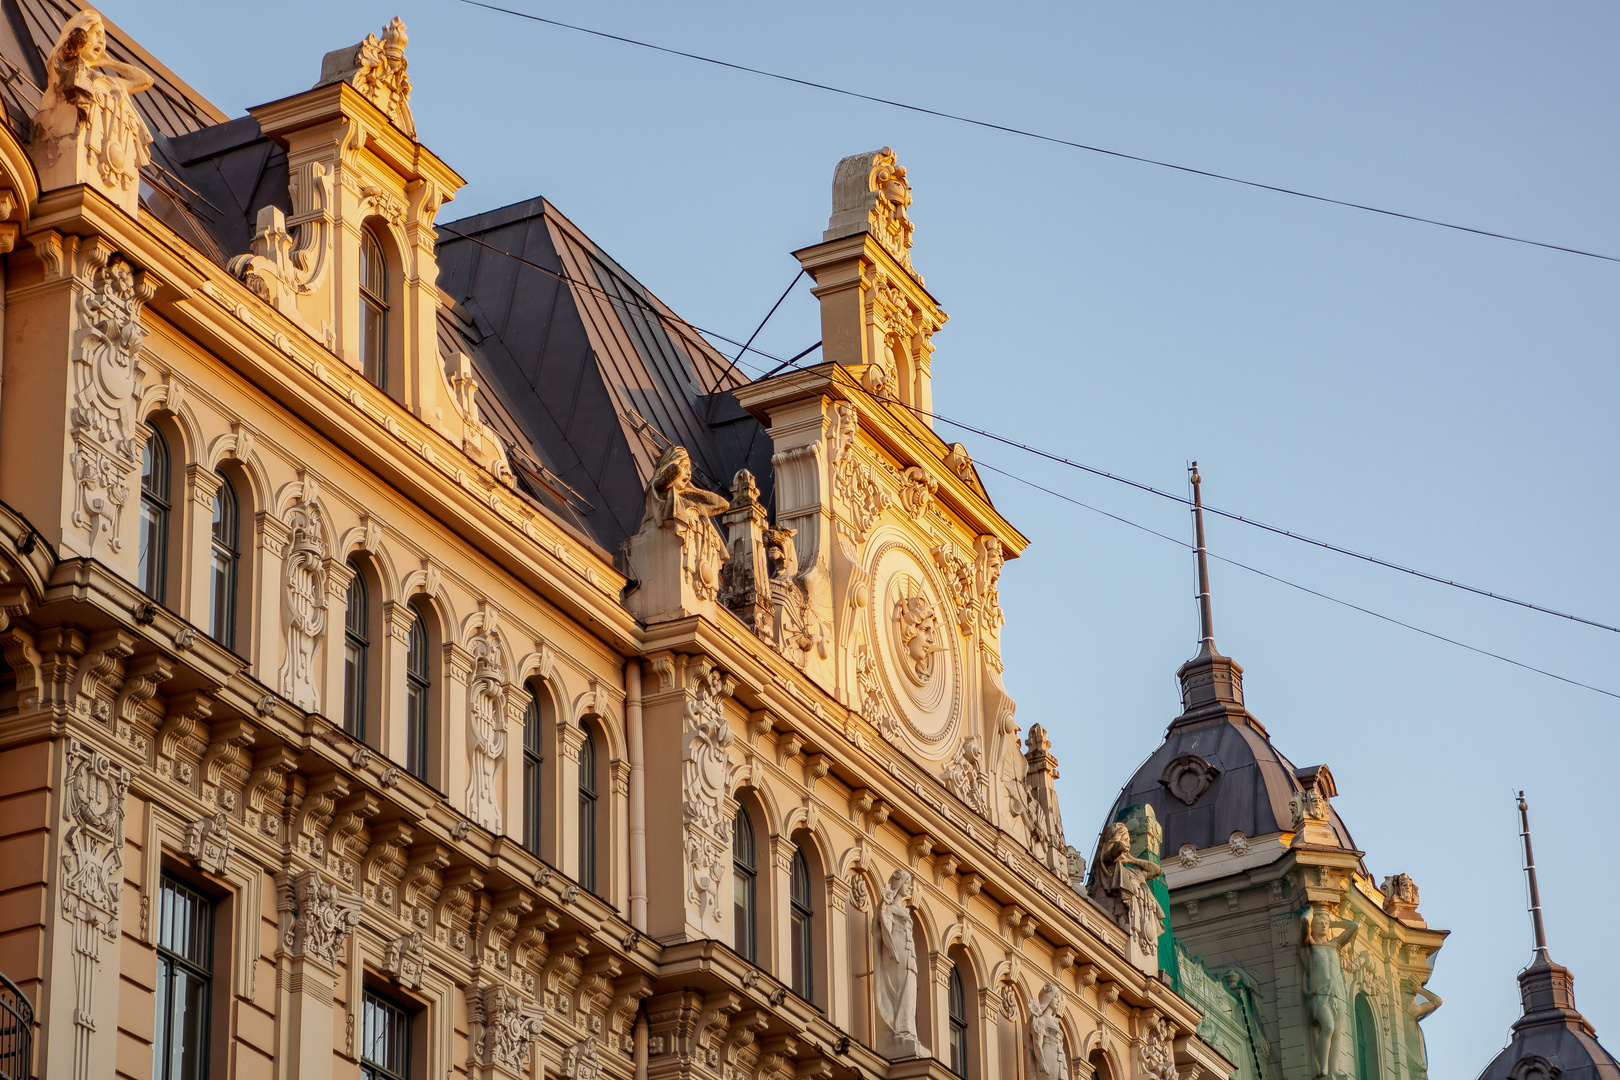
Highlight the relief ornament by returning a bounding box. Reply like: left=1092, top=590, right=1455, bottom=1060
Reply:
left=875, top=869, right=927, bottom=1058
left=278, top=497, right=328, bottom=711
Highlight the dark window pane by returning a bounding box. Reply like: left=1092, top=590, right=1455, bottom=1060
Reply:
left=344, top=569, right=369, bottom=738
left=139, top=432, right=170, bottom=601
left=208, top=476, right=238, bottom=649
left=790, top=847, right=813, bottom=999
left=578, top=724, right=597, bottom=891
left=523, top=690, right=542, bottom=855
left=949, top=966, right=968, bottom=1077
left=359, top=229, right=388, bottom=390
left=733, top=809, right=755, bottom=960
left=406, top=610, right=429, bottom=779
left=361, top=990, right=411, bottom=1080
left=154, top=877, right=212, bottom=1080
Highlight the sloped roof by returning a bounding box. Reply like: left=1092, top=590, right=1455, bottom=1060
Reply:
left=434, top=197, right=773, bottom=555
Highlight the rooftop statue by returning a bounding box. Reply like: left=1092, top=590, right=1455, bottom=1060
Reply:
left=31, top=8, right=154, bottom=214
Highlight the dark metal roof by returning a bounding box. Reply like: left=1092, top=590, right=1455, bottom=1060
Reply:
left=1476, top=957, right=1619, bottom=1080
left=433, top=197, right=772, bottom=555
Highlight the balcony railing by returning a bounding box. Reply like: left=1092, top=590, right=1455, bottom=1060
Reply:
left=0, top=972, right=31, bottom=1080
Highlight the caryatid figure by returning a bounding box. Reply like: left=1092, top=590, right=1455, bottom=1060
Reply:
left=1301, top=906, right=1360, bottom=1080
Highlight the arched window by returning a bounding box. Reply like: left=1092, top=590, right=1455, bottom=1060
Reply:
left=405, top=609, right=430, bottom=780
left=138, top=430, right=171, bottom=601
left=789, top=845, right=813, bottom=1001
left=359, top=226, right=389, bottom=389
left=948, top=964, right=968, bottom=1077
left=342, top=567, right=369, bottom=739
left=208, top=475, right=239, bottom=648
left=522, top=687, right=543, bottom=856
left=732, top=809, right=757, bottom=961
left=578, top=724, right=598, bottom=892
left=1354, top=993, right=1380, bottom=1080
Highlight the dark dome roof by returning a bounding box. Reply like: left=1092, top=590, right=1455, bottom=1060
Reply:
left=1476, top=956, right=1620, bottom=1080
left=1102, top=643, right=1356, bottom=860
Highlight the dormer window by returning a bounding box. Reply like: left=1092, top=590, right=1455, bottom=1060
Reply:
left=359, top=226, right=389, bottom=389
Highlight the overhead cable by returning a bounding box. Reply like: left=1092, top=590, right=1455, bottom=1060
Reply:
left=439, top=222, right=1618, bottom=700
left=455, top=0, right=1620, bottom=265
left=970, top=458, right=1620, bottom=702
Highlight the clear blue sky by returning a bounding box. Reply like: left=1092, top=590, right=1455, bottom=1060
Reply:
left=112, top=2, right=1618, bottom=1073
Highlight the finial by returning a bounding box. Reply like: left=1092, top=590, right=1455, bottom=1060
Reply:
left=1517, top=791, right=1550, bottom=961
left=1190, top=462, right=1216, bottom=655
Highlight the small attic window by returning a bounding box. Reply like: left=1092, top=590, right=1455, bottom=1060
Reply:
left=359, top=226, right=389, bottom=389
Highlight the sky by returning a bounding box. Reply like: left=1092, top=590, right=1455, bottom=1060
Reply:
left=109, top=1, right=1619, bottom=1074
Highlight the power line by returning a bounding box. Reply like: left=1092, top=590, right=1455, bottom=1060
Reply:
left=848, top=381, right=1620, bottom=636
left=439, top=220, right=1619, bottom=701
left=969, top=458, right=1620, bottom=702
left=455, top=0, right=1620, bottom=266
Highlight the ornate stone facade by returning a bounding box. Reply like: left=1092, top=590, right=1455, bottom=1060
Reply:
left=0, top=15, right=1242, bottom=1080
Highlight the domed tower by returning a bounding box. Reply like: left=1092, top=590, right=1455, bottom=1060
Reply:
left=1095, top=466, right=1447, bottom=1080
left=1475, top=793, right=1618, bottom=1080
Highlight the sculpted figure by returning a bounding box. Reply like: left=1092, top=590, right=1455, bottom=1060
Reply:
left=1301, top=907, right=1359, bottom=1080
left=1027, top=982, right=1069, bottom=1080
left=875, top=869, right=924, bottom=1053
left=893, top=590, right=945, bottom=683
left=642, top=446, right=729, bottom=531
left=35, top=10, right=154, bottom=195
left=1094, top=822, right=1164, bottom=953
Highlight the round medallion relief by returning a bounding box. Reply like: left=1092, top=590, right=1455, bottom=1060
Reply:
left=866, top=540, right=961, bottom=754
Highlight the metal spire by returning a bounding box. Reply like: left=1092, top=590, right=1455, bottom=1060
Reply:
left=1517, top=790, right=1550, bottom=962
left=1190, top=462, right=1216, bottom=654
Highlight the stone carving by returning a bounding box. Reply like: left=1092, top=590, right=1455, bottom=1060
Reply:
left=563, top=1036, right=603, bottom=1080
left=317, top=16, right=415, bottom=137
left=975, top=537, right=1005, bottom=631
left=932, top=542, right=978, bottom=634
left=855, top=646, right=898, bottom=741
left=1027, top=983, right=1069, bottom=1080
left=1065, top=847, right=1084, bottom=890
left=278, top=497, right=328, bottom=710
left=682, top=659, right=733, bottom=922
left=875, top=869, right=926, bottom=1058
left=383, top=929, right=426, bottom=990
left=31, top=10, right=154, bottom=214
left=764, top=525, right=828, bottom=669
left=279, top=868, right=362, bottom=969
left=465, top=624, right=508, bottom=831
left=1228, top=831, right=1251, bottom=857
left=469, top=983, right=545, bottom=1074
left=941, top=735, right=989, bottom=815
left=1011, top=726, right=1069, bottom=875
left=626, top=446, right=729, bottom=614
left=1139, top=1016, right=1179, bottom=1080
left=850, top=875, right=871, bottom=911
left=898, top=466, right=937, bottom=518
left=61, top=740, right=131, bottom=1075
left=68, top=254, right=154, bottom=552
left=891, top=584, right=945, bottom=686
left=1160, top=753, right=1218, bottom=807
left=1300, top=907, right=1359, bottom=1080
left=825, top=147, right=915, bottom=274
left=1092, top=822, right=1164, bottom=957
left=1177, top=844, right=1201, bottom=870
left=1290, top=787, right=1327, bottom=829
left=828, top=403, right=890, bottom=541
left=184, top=812, right=232, bottom=875
left=1381, top=873, right=1422, bottom=924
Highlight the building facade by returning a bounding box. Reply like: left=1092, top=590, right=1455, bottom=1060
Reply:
left=0, top=7, right=1237, bottom=1080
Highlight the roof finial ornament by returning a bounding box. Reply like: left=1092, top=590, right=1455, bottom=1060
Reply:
left=1190, top=462, right=1216, bottom=656
left=1517, top=790, right=1551, bottom=962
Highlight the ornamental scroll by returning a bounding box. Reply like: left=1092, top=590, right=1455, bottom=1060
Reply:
left=681, top=659, right=733, bottom=924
